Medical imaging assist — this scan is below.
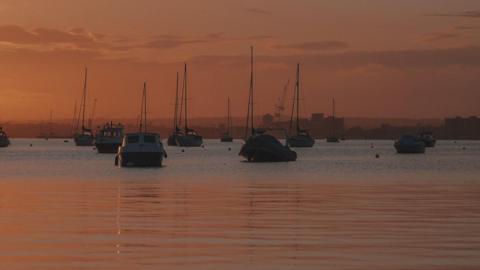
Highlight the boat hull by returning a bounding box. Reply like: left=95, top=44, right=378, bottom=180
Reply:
left=287, top=135, right=315, bottom=147
left=326, top=137, right=340, bottom=143
left=239, top=134, right=297, bottom=162
left=95, top=142, right=120, bottom=153
left=220, top=135, right=233, bottom=142
left=117, top=152, right=163, bottom=167
left=394, top=143, right=426, bottom=154
left=422, top=139, right=436, bottom=148
left=0, top=139, right=10, bottom=147
left=167, top=134, right=179, bottom=146
left=74, top=135, right=94, bottom=146
left=176, top=134, right=203, bottom=147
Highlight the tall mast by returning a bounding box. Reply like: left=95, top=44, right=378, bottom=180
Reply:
left=139, top=82, right=147, bottom=133
left=228, top=97, right=231, bottom=135
left=332, top=98, right=336, bottom=136
left=173, top=72, right=179, bottom=130
left=296, top=63, right=300, bottom=132
left=81, top=68, right=88, bottom=132
left=244, top=46, right=254, bottom=139
left=184, top=63, right=188, bottom=130
left=72, top=100, right=78, bottom=133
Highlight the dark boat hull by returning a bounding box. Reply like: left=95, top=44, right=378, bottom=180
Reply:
left=95, top=142, right=120, bottom=153
left=167, top=134, right=179, bottom=146
left=239, top=134, right=297, bottom=162
left=220, top=136, right=233, bottom=142
left=0, top=139, right=10, bottom=147
left=287, top=135, right=315, bottom=147
left=74, top=135, right=94, bottom=146
left=422, top=139, right=436, bottom=148
left=326, top=137, right=340, bottom=143
left=395, top=143, right=426, bottom=154
left=117, top=152, right=163, bottom=167
left=176, top=134, right=203, bottom=147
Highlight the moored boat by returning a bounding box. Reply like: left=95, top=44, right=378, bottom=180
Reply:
left=116, top=82, right=167, bottom=167
left=0, top=127, right=10, bottom=147
left=418, top=132, right=436, bottom=147
left=172, top=64, right=203, bottom=147
left=74, top=68, right=94, bottom=146
left=394, top=135, right=426, bottom=154
left=239, top=47, right=297, bottom=162
left=95, top=122, right=125, bottom=153
left=287, top=63, right=314, bottom=148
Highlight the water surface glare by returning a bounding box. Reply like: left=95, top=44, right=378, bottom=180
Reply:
left=1, top=139, right=480, bottom=270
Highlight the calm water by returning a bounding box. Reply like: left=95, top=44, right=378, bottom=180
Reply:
left=1, top=139, right=479, bottom=270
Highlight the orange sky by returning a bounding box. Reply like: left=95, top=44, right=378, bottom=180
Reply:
left=1, top=0, right=480, bottom=121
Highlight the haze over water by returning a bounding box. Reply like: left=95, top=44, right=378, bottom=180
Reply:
left=1, top=139, right=480, bottom=269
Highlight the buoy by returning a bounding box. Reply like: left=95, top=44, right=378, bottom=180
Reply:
left=462, top=147, right=466, bottom=150
left=375, top=153, right=380, bottom=158
left=202, top=145, right=205, bottom=148
left=228, top=147, right=231, bottom=151
left=181, top=149, right=185, bottom=152
left=30, top=144, right=33, bottom=147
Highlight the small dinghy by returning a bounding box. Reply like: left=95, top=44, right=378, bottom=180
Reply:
left=394, top=135, right=426, bottom=154
left=116, top=82, right=167, bottom=167
left=239, top=47, right=297, bottom=162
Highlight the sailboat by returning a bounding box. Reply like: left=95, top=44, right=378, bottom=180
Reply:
left=220, top=97, right=234, bottom=142
left=326, top=98, right=340, bottom=143
left=74, top=68, right=94, bottom=146
left=116, top=82, right=167, bottom=167
left=286, top=63, right=315, bottom=148
left=172, top=64, right=203, bottom=147
left=239, top=47, right=297, bottom=162
left=167, top=72, right=182, bottom=146
left=0, top=127, right=10, bottom=147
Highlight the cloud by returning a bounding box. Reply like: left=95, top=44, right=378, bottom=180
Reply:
left=246, top=8, right=271, bottom=15
left=143, top=33, right=272, bottom=50
left=272, top=41, right=349, bottom=51
left=421, top=32, right=460, bottom=42
left=189, top=46, right=480, bottom=70
left=427, top=10, right=480, bottom=18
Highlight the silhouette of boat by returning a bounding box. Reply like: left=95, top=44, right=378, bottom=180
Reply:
left=239, top=47, right=297, bottom=162
left=220, top=97, right=234, bottom=142
left=74, top=68, right=94, bottom=146
left=418, top=131, right=436, bottom=147
left=116, top=82, right=167, bottom=167
left=394, top=135, right=426, bottom=154
left=95, top=122, right=125, bottom=153
left=168, top=72, right=182, bottom=146
left=287, top=63, right=314, bottom=148
left=0, top=127, right=10, bottom=147
left=326, top=98, right=340, bottom=143
left=171, top=64, right=203, bottom=147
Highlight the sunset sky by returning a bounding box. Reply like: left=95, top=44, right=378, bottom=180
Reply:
left=1, top=0, right=480, bottom=121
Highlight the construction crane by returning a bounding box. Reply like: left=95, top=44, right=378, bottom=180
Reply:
left=274, top=79, right=290, bottom=119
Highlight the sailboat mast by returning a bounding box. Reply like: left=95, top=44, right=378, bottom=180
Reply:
left=81, top=68, right=88, bottom=132
left=296, top=63, right=300, bottom=132
left=250, top=46, right=254, bottom=136
left=184, top=64, right=188, bottom=130
left=332, top=98, right=336, bottom=136
left=226, top=97, right=231, bottom=134
left=144, top=82, right=147, bottom=133
left=72, top=100, right=77, bottom=133
left=173, top=72, right=179, bottom=130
